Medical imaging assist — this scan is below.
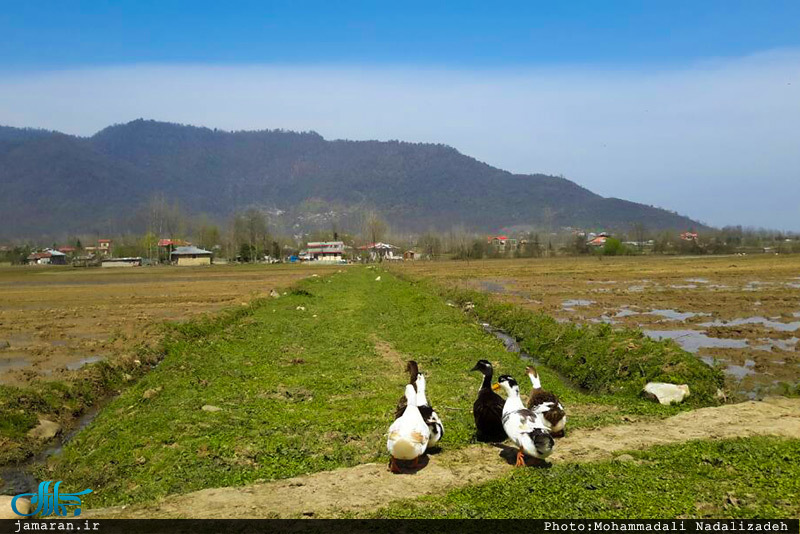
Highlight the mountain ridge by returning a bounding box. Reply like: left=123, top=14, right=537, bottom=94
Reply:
left=0, top=119, right=706, bottom=238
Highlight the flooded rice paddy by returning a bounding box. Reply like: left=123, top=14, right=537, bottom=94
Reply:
left=397, top=255, right=800, bottom=398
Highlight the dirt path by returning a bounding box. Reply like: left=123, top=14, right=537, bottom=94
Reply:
left=86, top=397, right=800, bottom=519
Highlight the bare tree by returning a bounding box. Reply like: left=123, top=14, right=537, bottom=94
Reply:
left=628, top=222, right=647, bottom=252
left=541, top=206, right=555, bottom=236
left=233, top=208, right=269, bottom=261
left=361, top=210, right=388, bottom=246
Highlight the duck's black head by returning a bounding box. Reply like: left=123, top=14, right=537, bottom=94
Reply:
left=406, top=360, right=419, bottom=384
left=470, top=359, right=493, bottom=375
left=496, top=374, right=518, bottom=389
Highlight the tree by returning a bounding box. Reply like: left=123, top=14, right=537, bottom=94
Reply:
left=198, top=225, right=220, bottom=251
left=361, top=210, right=388, bottom=246
left=233, top=209, right=269, bottom=262
left=140, top=232, right=158, bottom=263
left=632, top=222, right=647, bottom=252
left=572, top=233, right=588, bottom=255
left=146, top=193, right=186, bottom=239
left=530, top=233, right=542, bottom=257
left=541, top=207, right=555, bottom=235
left=417, top=232, right=442, bottom=259
left=602, top=237, right=624, bottom=256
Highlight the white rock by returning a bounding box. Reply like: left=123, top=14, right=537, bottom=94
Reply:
left=0, top=495, right=30, bottom=518
left=269, top=289, right=280, bottom=298
left=296, top=306, right=306, bottom=311
left=642, top=382, right=690, bottom=405
left=375, top=276, right=381, bottom=281
left=27, top=418, right=62, bottom=440
left=202, top=405, right=222, bottom=412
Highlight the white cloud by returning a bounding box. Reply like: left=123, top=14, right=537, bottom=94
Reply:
left=1, top=49, right=799, bottom=229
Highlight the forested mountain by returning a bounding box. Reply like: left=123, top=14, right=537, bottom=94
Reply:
left=0, top=119, right=705, bottom=238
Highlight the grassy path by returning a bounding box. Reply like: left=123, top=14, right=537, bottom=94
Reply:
left=39, top=266, right=736, bottom=515
left=83, top=397, right=800, bottom=518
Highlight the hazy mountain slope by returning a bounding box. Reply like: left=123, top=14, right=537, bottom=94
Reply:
left=0, top=119, right=704, bottom=237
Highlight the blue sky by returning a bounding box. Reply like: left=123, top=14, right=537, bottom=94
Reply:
left=1, top=2, right=799, bottom=229
left=3, top=1, right=800, bottom=68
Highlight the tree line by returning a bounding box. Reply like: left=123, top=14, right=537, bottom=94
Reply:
left=2, top=196, right=799, bottom=264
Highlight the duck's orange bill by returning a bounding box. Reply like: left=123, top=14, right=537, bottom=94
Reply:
left=492, top=383, right=501, bottom=391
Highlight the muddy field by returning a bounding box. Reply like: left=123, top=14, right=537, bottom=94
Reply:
left=394, top=254, right=800, bottom=398
left=0, top=263, right=335, bottom=386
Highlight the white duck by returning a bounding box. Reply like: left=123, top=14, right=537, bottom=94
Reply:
left=394, top=362, right=444, bottom=450
left=494, top=374, right=554, bottom=467
left=414, top=373, right=444, bottom=448
left=387, top=383, right=430, bottom=472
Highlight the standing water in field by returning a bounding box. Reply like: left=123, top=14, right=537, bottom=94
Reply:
left=480, top=323, right=588, bottom=393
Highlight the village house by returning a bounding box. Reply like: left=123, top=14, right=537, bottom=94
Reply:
left=403, top=250, right=419, bottom=260
left=680, top=232, right=699, bottom=242
left=171, top=246, right=213, bottom=266
left=157, top=238, right=192, bottom=263
left=587, top=235, right=608, bottom=247
left=487, top=235, right=517, bottom=253
left=586, top=231, right=611, bottom=248
left=84, top=239, right=112, bottom=257
left=306, top=241, right=346, bottom=262
left=26, top=249, right=67, bottom=265
left=359, top=242, right=399, bottom=261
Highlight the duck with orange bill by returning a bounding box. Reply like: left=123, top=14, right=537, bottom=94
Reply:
left=494, top=375, right=554, bottom=466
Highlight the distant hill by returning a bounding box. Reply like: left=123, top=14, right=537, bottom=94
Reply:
left=0, top=119, right=706, bottom=238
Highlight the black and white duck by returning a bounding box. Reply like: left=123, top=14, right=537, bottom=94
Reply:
left=526, top=366, right=567, bottom=437
left=470, top=359, right=506, bottom=442
left=395, top=361, right=444, bottom=449
left=494, top=375, right=554, bottom=466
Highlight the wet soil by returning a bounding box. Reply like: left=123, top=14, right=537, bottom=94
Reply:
left=395, top=255, right=800, bottom=397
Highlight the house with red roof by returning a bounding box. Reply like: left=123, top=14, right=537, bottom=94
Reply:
left=26, top=249, right=67, bottom=265
left=487, top=235, right=517, bottom=253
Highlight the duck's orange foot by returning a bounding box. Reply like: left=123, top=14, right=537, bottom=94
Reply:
left=389, top=457, right=402, bottom=473
left=515, top=449, right=526, bottom=467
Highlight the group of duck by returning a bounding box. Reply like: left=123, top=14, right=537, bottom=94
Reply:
left=387, top=359, right=566, bottom=472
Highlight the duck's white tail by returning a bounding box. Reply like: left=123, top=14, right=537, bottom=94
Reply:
left=415, top=373, right=428, bottom=406
left=527, top=366, right=542, bottom=390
